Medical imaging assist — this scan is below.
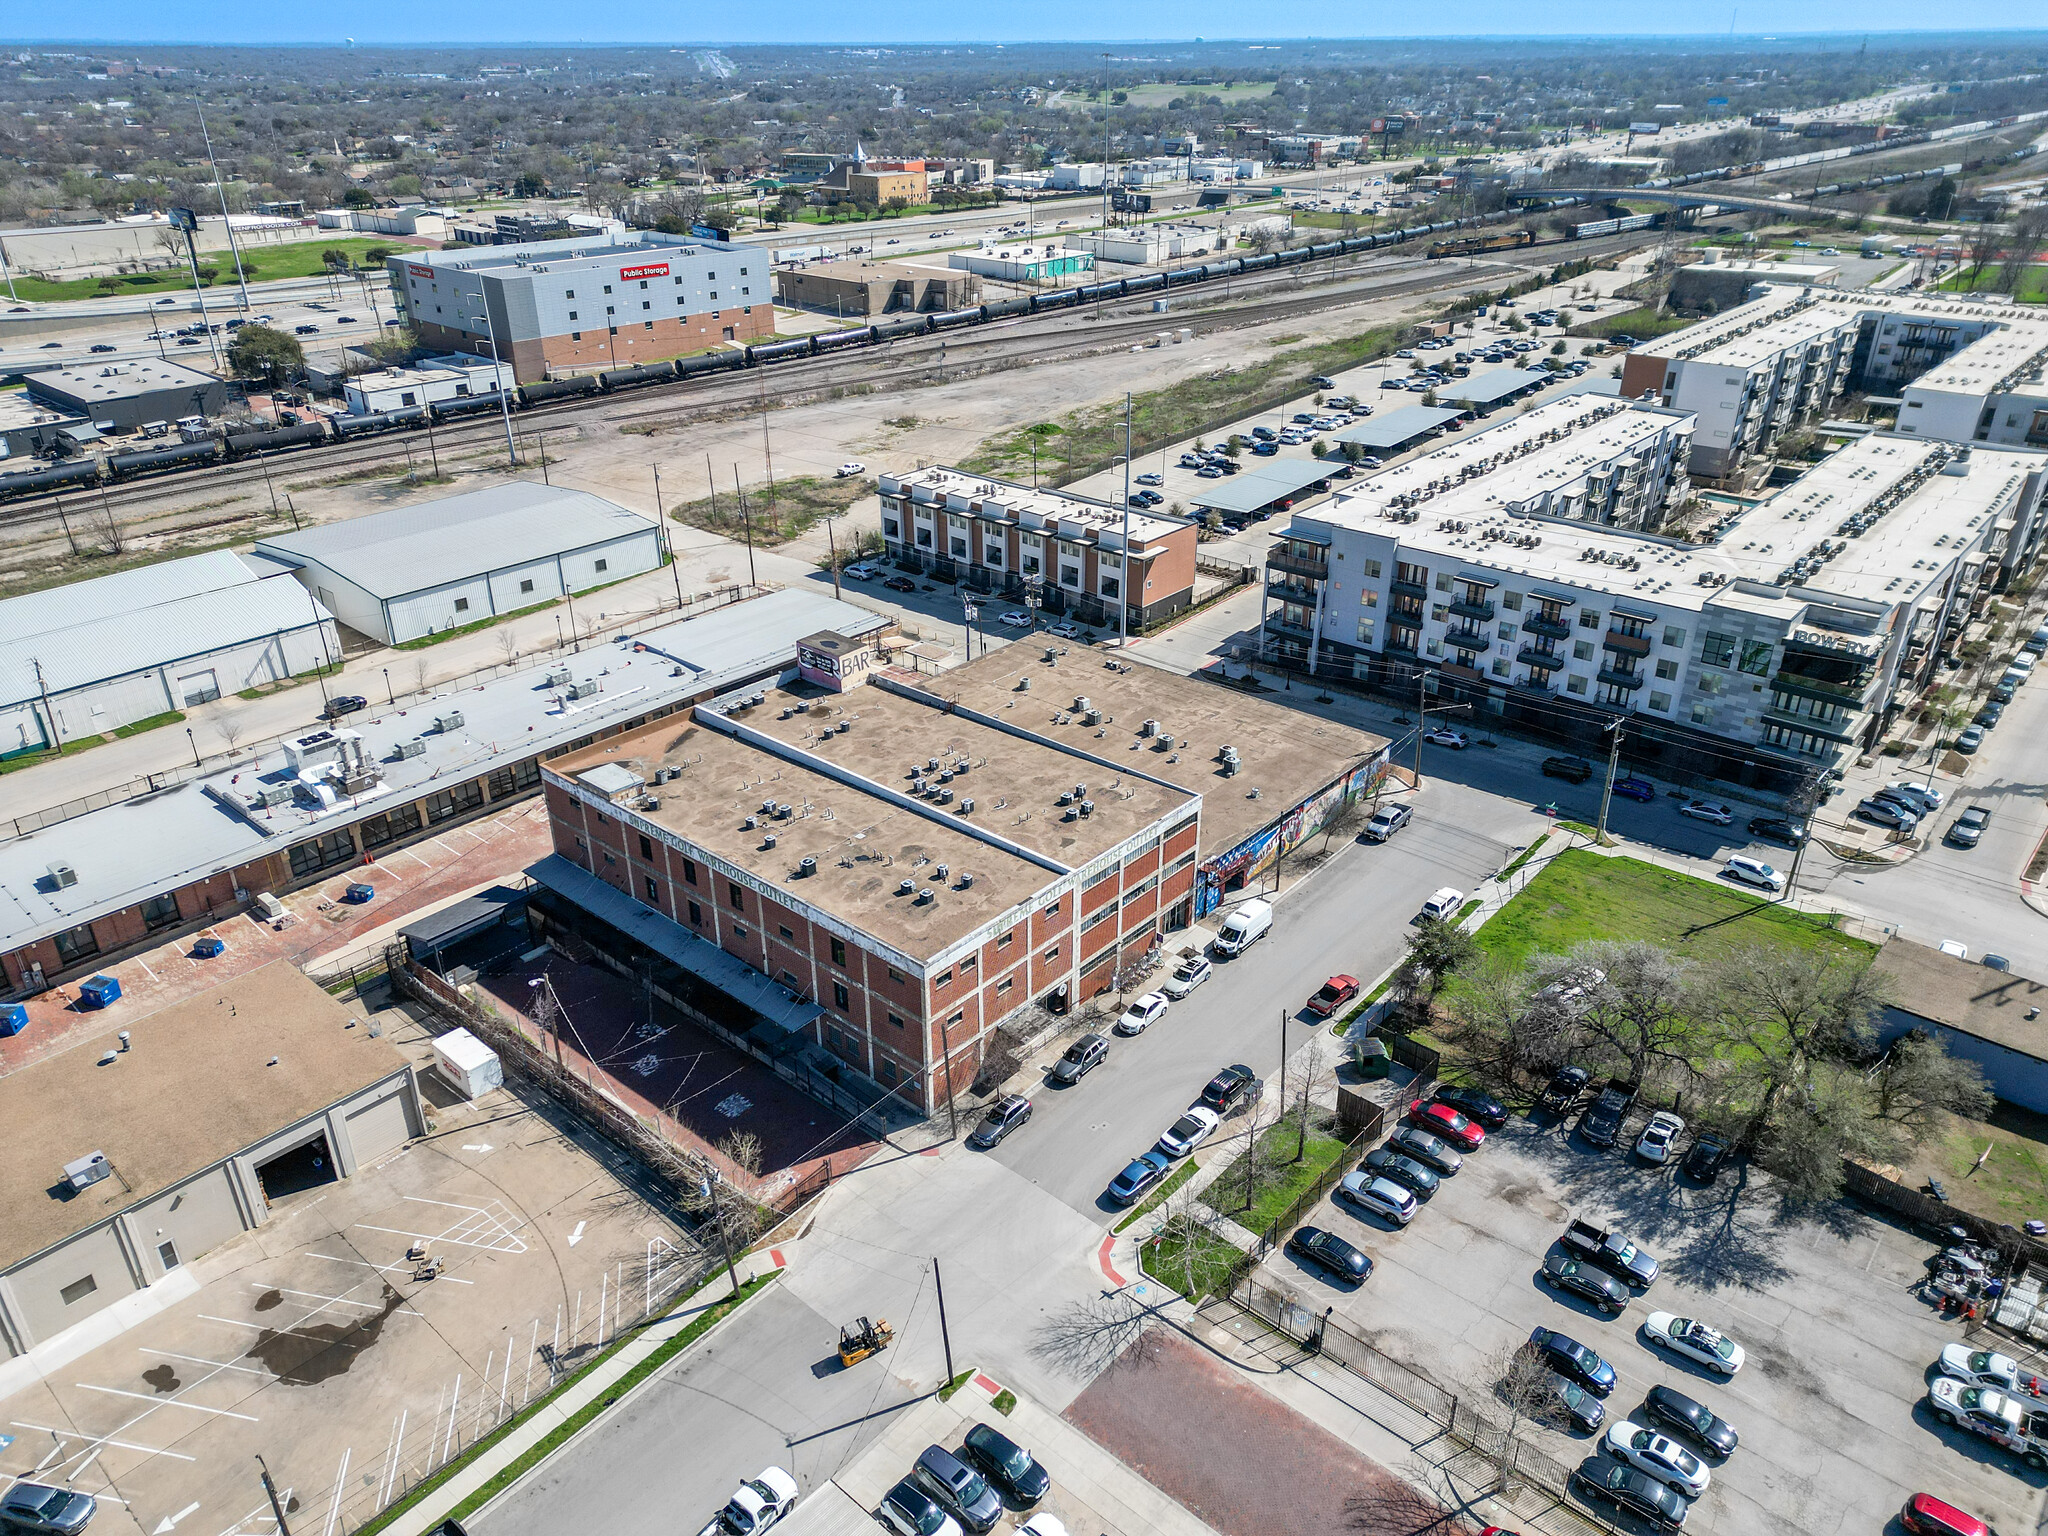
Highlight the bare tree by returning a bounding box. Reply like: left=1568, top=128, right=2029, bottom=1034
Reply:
left=497, top=627, right=521, bottom=666
left=1554, top=940, right=1700, bottom=1089
left=1996, top=207, right=2048, bottom=296
left=1150, top=1180, right=1229, bottom=1300
left=214, top=713, right=246, bottom=758
left=1442, top=953, right=1546, bottom=1090
left=411, top=655, right=431, bottom=694
left=1030, top=1291, right=1153, bottom=1378
left=714, top=1129, right=764, bottom=1178
left=1871, top=1031, right=1993, bottom=1142
left=1487, top=1340, right=1558, bottom=1490
left=1289, top=1037, right=1332, bottom=1162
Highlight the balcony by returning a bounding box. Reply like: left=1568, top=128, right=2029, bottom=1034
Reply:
left=1513, top=674, right=1556, bottom=694
left=1522, top=612, right=1572, bottom=642
left=1600, top=629, right=1653, bottom=658
left=1384, top=632, right=1419, bottom=658
left=1443, top=628, right=1491, bottom=653
left=1265, top=611, right=1315, bottom=638
left=1390, top=576, right=1430, bottom=600
left=1266, top=548, right=1329, bottom=582
left=1517, top=644, right=1564, bottom=670
left=1266, top=579, right=1321, bottom=605
left=1440, top=662, right=1487, bottom=686
left=1449, top=596, right=1496, bottom=622
left=1595, top=665, right=1645, bottom=690
left=1771, top=669, right=1874, bottom=707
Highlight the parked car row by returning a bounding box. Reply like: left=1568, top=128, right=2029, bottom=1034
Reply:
left=1541, top=1069, right=1731, bottom=1180
left=1104, top=1061, right=1260, bottom=1206
left=877, top=1426, right=1060, bottom=1536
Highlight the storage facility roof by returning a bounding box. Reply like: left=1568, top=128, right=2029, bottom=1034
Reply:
left=253, top=483, right=660, bottom=600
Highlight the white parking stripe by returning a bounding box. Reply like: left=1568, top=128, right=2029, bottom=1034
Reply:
left=305, top=1252, right=474, bottom=1284
left=247, top=1285, right=422, bottom=1316
left=8, top=1423, right=196, bottom=1462
left=139, top=1349, right=268, bottom=1375
left=75, top=1384, right=259, bottom=1420
left=198, top=1315, right=360, bottom=1349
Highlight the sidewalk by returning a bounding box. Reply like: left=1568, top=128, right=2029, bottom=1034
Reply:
left=383, top=1250, right=787, bottom=1536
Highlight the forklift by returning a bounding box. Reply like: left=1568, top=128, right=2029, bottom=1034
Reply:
left=837, top=1316, right=894, bottom=1367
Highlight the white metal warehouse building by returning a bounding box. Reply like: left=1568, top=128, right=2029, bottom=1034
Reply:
left=251, top=483, right=664, bottom=645
left=0, top=551, right=339, bottom=758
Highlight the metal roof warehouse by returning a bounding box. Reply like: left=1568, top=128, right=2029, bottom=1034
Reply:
left=1187, top=458, right=1344, bottom=517
left=251, top=483, right=667, bottom=645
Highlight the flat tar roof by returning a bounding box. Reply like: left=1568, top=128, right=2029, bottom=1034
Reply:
left=1335, top=405, right=1463, bottom=452
left=252, top=483, right=659, bottom=601
left=27, top=358, right=221, bottom=405
left=0, top=962, right=408, bottom=1270
left=907, top=649, right=1388, bottom=861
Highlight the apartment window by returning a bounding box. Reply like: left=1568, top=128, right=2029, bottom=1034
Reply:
left=644, top=321, right=653, bottom=330
left=1691, top=702, right=1713, bottom=723
left=1425, top=638, right=1441, bottom=657
left=1431, top=604, right=1447, bottom=622
left=733, top=925, right=748, bottom=942
left=1701, top=632, right=1737, bottom=668
left=1500, top=591, right=1522, bottom=610
left=1648, top=691, right=1672, bottom=712
left=157, top=1240, right=179, bottom=1271
left=778, top=924, right=795, bottom=941
left=645, top=876, right=660, bottom=904
left=688, top=900, right=703, bottom=927
left=682, top=857, right=699, bottom=886
left=1656, top=658, right=1678, bottom=680
left=139, top=891, right=180, bottom=931
left=1566, top=675, right=1588, bottom=695
left=1435, top=573, right=1454, bottom=592
left=638, top=834, right=653, bottom=859
left=833, top=982, right=850, bottom=1010
left=1043, top=899, right=1062, bottom=916
left=60, top=1275, right=97, bottom=1306
left=1358, top=587, right=1377, bottom=608
left=1491, top=658, right=1510, bottom=677
left=1738, top=640, right=1774, bottom=676
left=1044, top=945, right=1061, bottom=960
left=888, top=1011, right=905, bottom=1028
left=641, top=299, right=651, bottom=309
left=831, top=936, right=847, bottom=967
left=935, top=968, right=954, bottom=986
left=1573, top=640, right=1594, bottom=661
left=917, top=528, right=933, bottom=547
left=1359, top=557, right=1382, bottom=578
left=603, top=283, right=612, bottom=294
left=888, top=966, right=906, bottom=984
left=1497, top=622, right=1515, bottom=640
left=1579, top=608, right=1600, bottom=628
left=569, top=310, right=578, bottom=322
left=880, top=1060, right=898, bottom=1084
left=1356, top=616, right=1375, bottom=644
left=727, top=882, right=745, bottom=910
left=53, top=923, right=100, bottom=965
left=997, top=931, right=1013, bottom=950
left=951, top=538, right=968, bottom=558
left=997, top=977, right=1014, bottom=997
left=454, top=597, right=470, bottom=613
left=572, top=331, right=582, bottom=341
left=566, top=288, right=575, bottom=299
left=1101, top=577, right=1120, bottom=600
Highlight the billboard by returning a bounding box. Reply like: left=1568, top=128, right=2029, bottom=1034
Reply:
left=1629, top=121, right=1661, bottom=134
left=1368, top=118, right=1387, bottom=133
left=618, top=262, right=671, bottom=281
left=168, top=206, right=199, bottom=232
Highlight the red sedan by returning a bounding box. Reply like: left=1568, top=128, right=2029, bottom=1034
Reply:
left=1411, top=1098, right=1486, bottom=1149
left=1306, top=975, right=1360, bottom=1017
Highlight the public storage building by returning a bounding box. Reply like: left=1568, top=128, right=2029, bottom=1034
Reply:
left=0, top=963, right=423, bottom=1362
left=252, top=482, right=664, bottom=644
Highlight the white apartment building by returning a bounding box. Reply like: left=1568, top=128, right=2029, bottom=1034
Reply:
left=1265, top=414, right=2048, bottom=791
left=1624, top=288, right=2048, bottom=482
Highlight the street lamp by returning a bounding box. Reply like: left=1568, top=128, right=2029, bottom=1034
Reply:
left=383, top=666, right=393, bottom=706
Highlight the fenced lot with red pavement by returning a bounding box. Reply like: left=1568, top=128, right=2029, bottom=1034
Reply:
left=473, top=955, right=879, bottom=1200
left=1063, top=1327, right=1455, bottom=1536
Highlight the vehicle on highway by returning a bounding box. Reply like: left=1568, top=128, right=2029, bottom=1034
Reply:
left=1610, top=775, right=1656, bottom=802
left=842, top=563, right=880, bottom=581
left=1200, top=1063, right=1258, bottom=1114
left=1411, top=1099, right=1485, bottom=1149
left=883, top=576, right=919, bottom=593
left=1746, top=814, right=1807, bottom=847
left=1543, top=1254, right=1631, bottom=1315
left=1286, top=1225, right=1372, bottom=1284
left=695, top=1467, right=799, bottom=1536
left=38, top=340, right=61, bottom=348
left=1602, top=1423, right=1711, bottom=1498
left=961, top=1423, right=1050, bottom=1505
left=295, top=323, right=320, bottom=334
left=1161, top=953, right=1212, bottom=999
left=835, top=462, right=866, bottom=477
left=913, top=1444, right=1003, bottom=1534
left=0, top=1484, right=98, bottom=1536
left=1539, top=1064, right=1590, bottom=1114
left=89, top=343, right=116, bottom=353
left=1569, top=1457, right=1688, bottom=1530
left=1560, top=1219, right=1659, bottom=1287
left=1677, top=799, right=1733, bottom=825
left=1432, top=1083, right=1508, bottom=1129
left=1948, top=805, right=1992, bottom=847
left=1422, top=726, right=1468, bottom=749
left=1306, top=975, right=1359, bottom=1017
left=1643, top=1313, right=1744, bottom=1375
left=1156, top=1106, right=1221, bottom=1159
left=879, top=1478, right=964, bottom=1536
left=322, top=694, right=369, bottom=719
left=1363, top=803, right=1412, bottom=842
left=1114, top=992, right=1168, bottom=1036
left=1542, top=755, right=1593, bottom=783
left=1635, top=1111, right=1686, bottom=1163
left=1336, top=1170, right=1418, bottom=1226
left=1578, top=1077, right=1638, bottom=1148
left=1938, top=1344, right=2043, bottom=1396
left=1900, top=1492, right=1994, bottom=1536
left=1106, top=1151, right=1174, bottom=1206
left=1641, top=1385, right=1738, bottom=1457
left=1955, top=725, right=1985, bottom=754
left=1529, top=1327, right=1616, bottom=1395
left=997, top=611, right=1033, bottom=628
left=1361, top=1145, right=1441, bottom=1197
left=1048, top=1033, right=1108, bottom=1086
left=1388, top=1125, right=1463, bottom=1174
left=967, top=1094, right=1032, bottom=1150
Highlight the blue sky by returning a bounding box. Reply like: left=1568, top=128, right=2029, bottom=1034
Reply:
left=17, top=5, right=2038, bottom=46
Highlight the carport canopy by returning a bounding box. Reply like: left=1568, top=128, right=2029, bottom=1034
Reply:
left=399, top=885, right=526, bottom=960
left=1334, top=405, right=1463, bottom=451
left=1187, top=458, right=1343, bottom=516
left=1444, top=367, right=1552, bottom=409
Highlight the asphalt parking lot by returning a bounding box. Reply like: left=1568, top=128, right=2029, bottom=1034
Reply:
left=1248, top=1090, right=2047, bottom=1535
left=0, top=1008, right=699, bottom=1536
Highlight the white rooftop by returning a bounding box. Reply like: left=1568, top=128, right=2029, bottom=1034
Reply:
left=1648, top=287, right=2048, bottom=374
left=878, top=465, right=1189, bottom=549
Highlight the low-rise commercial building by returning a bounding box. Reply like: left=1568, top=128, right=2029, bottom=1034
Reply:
left=1263, top=413, right=2048, bottom=789
left=0, top=390, right=89, bottom=461
left=0, top=551, right=338, bottom=755
left=774, top=260, right=980, bottom=316
left=948, top=244, right=1093, bottom=283
left=877, top=466, right=1199, bottom=630
left=388, top=230, right=771, bottom=383
left=1064, top=224, right=1228, bottom=266
left=341, top=352, right=510, bottom=415
left=26, top=358, right=227, bottom=434
left=531, top=642, right=1385, bottom=1116
left=0, top=589, right=888, bottom=993
left=252, top=482, right=663, bottom=645
left=1872, top=941, right=2048, bottom=1114
left=0, top=963, right=423, bottom=1361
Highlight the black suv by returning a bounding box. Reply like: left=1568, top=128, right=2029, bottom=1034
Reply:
left=1539, top=1064, right=1589, bottom=1114
left=1200, top=1064, right=1258, bottom=1114
left=1747, top=814, right=1807, bottom=847
left=1572, top=1456, right=1688, bottom=1530
left=1542, top=755, right=1594, bottom=784
left=1578, top=1078, right=1637, bottom=1148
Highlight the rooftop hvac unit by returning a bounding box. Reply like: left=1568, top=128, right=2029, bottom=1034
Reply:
left=898, top=879, right=917, bottom=895
left=46, top=861, right=78, bottom=889
left=435, top=710, right=465, bottom=732
left=916, top=888, right=935, bottom=904
left=64, top=1151, right=111, bottom=1193
left=1079, top=800, right=1095, bottom=816
left=396, top=738, right=428, bottom=759
left=762, top=833, right=777, bottom=849
left=546, top=667, right=572, bottom=686
left=798, top=857, right=817, bottom=876
left=960, top=798, right=974, bottom=814
left=936, top=864, right=950, bottom=880
left=566, top=680, right=599, bottom=700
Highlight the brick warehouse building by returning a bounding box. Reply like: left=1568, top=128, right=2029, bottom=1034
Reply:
left=877, top=466, right=1201, bottom=631
left=387, top=231, right=774, bottom=383
left=530, top=640, right=1386, bottom=1117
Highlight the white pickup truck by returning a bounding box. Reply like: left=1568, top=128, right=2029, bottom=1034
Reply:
left=1926, top=1378, right=2048, bottom=1471
left=695, top=1468, right=800, bottom=1536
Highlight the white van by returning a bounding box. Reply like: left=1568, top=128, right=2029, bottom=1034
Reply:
left=1419, top=888, right=1464, bottom=923
left=1211, top=898, right=1274, bottom=957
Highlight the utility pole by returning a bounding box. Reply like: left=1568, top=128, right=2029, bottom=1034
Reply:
left=704, top=1170, right=742, bottom=1300
left=655, top=464, right=684, bottom=611
left=51, top=490, right=79, bottom=556
left=734, top=466, right=757, bottom=588
left=825, top=515, right=843, bottom=602
left=1411, top=674, right=1470, bottom=785
left=1119, top=392, right=1133, bottom=648
left=758, top=383, right=778, bottom=535
left=255, top=1455, right=293, bottom=1536
left=196, top=100, right=252, bottom=314
left=1593, top=718, right=1625, bottom=845
left=169, top=208, right=222, bottom=370
left=932, top=1258, right=956, bottom=1385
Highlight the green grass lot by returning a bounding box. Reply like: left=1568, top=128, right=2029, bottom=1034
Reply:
left=10, top=238, right=404, bottom=303
left=1938, top=263, right=2048, bottom=304
left=1139, top=1224, right=1244, bottom=1300
left=1475, top=850, right=1875, bottom=972
left=1571, top=305, right=1696, bottom=341
left=1918, top=1108, right=2048, bottom=1228
left=1113, top=81, right=1278, bottom=108
left=1205, top=1116, right=1350, bottom=1233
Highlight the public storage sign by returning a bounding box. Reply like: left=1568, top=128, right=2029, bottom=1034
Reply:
left=619, top=262, right=671, bottom=281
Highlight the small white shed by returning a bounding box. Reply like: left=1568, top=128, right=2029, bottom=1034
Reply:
left=431, top=1027, right=504, bottom=1100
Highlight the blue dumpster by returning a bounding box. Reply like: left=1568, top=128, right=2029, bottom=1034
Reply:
left=344, top=883, right=376, bottom=904
left=0, top=1001, right=26, bottom=1037
left=193, top=936, right=226, bottom=959
left=77, top=974, right=122, bottom=1009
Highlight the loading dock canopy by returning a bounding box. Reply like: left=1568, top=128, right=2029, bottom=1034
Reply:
left=399, top=885, right=526, bottom=960
left=1335, top=406, right=1463, bottom=452
left=1187, top=458, right=1344, bottom=516
left=1444, top=367, right=1553, bottom=409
